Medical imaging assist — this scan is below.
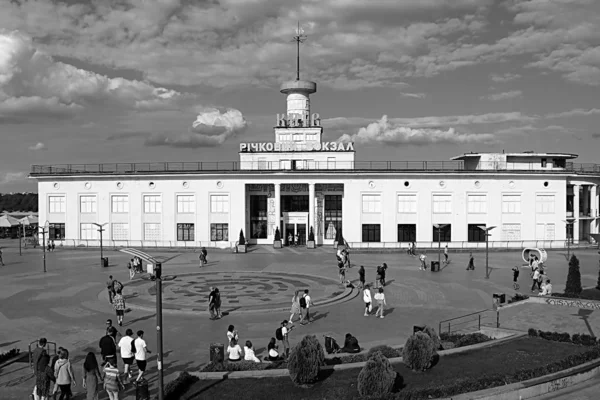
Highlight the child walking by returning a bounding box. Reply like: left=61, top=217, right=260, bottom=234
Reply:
left=374, top=288, right=387, bottom=319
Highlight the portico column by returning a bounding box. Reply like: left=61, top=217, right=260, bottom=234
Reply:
left=274, top=183, right=281, bottom=236
left=591, top=185, right=598, bottom=234
left=309, top=183, right=315, bottom=239
left=573, top=184, right=580, bottom=243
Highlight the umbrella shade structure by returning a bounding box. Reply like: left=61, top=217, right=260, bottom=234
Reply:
left=0, top=214, right=20, bottom=228
left=19, top=215, right=39, bottom=226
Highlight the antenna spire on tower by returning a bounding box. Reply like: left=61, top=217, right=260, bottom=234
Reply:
left=291, top=21, right=307, bottom=81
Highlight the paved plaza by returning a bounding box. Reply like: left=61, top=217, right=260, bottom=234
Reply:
left=0, top=241, right=600, bottom=399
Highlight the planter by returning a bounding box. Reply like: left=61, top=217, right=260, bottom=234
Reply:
left=307, top=240, right=316, bottom=249
left=333, top=241, right=338, bottom=248
left=237, top=244, right=247, bottom=253
left=273, top=240, right=282, bottom=249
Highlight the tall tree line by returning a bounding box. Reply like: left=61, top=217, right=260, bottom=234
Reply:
left=0, top=193, right=38, bottom=212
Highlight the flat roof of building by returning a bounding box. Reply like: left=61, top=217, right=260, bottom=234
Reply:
left=450, top=152, right=578, bottom=160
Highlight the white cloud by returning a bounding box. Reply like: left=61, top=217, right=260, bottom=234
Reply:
left=490, top=73, right=521, bottom=82
left=482, top=90, right=522, bottom=101
left=337, top=115, right=497, bottom=146
left=0, top=171, right=27, bottom=185
left=401, top=92, right=426, bottom=99
left=145, top=108, right=248, bottom=148
left=28, top=142, right=46, bottom=151
left=546, top=108, right=600, bottom=118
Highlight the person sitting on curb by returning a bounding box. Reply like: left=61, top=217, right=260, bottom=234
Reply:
left=540, top=279, right=553, bottom=296
left=340, top=333, right=361, bottom=354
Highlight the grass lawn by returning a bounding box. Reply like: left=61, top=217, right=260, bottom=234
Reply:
left=182, top=336, right=591, bottom=400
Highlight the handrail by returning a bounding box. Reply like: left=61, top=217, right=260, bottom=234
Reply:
left=438, top=309, right=490, bottom=335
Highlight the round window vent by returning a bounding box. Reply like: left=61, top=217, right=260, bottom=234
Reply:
left=53, top=182, right=60, bottom=190
left=116, top=182, right=123, bottom=190
left=149, top=182, right=156, bottom=189
left=474, top=181, right=481, bottom=188
left=216, top=181, right=224, bottom=189
left=404, top=181, right=410, bottom=187
left=439, top=180, right=446, bottom=188
left=543, top=181, right=549, bottom=187
left=84, top=182, right=91, bottom=190
left=368, top=181, right=376, bottom=188
left=508, top=181, right=515, bottom=189
left=182, top=181, right=189, bottom=189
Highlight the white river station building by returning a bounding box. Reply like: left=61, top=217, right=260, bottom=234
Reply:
left=30, top=77, right=600, bottom=250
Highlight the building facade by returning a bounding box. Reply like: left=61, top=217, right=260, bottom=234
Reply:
left=30, top=76, right=600, bottom=249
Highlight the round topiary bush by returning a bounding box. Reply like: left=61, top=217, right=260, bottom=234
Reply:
left=287, top=334, right=325, bottom=385
left=357, top=351, right=398, bottom=397
left=402, top=331, right=436, bottom=372
left=422, top=325, right=442, bottom=350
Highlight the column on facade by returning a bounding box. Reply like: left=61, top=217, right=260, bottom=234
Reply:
left=591, top=185, right=598, bottom=234
left=308, top=183, right=315, bottom=238
left=274, top=183, right=281, bottom=236
left=573, top=184, right=580, bottom=242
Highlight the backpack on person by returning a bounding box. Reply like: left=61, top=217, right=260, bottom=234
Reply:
left=299, top=296, right=307, bottom=308
left=275, top=327, right=284, bottom=341
left=131, top=339, right=137, bottom=354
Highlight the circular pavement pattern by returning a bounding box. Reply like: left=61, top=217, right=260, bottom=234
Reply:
left=120, top=271, right=353, bottom=314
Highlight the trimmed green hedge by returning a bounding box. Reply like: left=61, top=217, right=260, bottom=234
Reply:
left=439, top=332, right=493, bottom=349
left=200, top=359, right=287, bottom=372
left=508, top=293, right=529, bottom=303
left=0, top=349, right=20, bottom=364
left=325, top=345, right=401, bottom=366
left=161, top=371, right=199, bottom=400
left=528, top=328, right=597, bottom=346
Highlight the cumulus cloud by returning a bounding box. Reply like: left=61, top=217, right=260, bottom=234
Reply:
left=337, top=115, right=497, bottom=146
left=490, top=73, right=521, bottom=82
left=28, top=142, right=46, bottom=151
left=0, top=29, right=190, bottom=123
left=145, top=108, right=248, bottom=148
left=482, top=90, right=522, bottom=101
left=546, top=108, right=600, bottom=118
left=0, top=171, right=27, bottom=185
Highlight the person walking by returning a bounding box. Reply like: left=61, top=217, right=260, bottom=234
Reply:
left=208, top=287, right=217, bottom=320
left=380, top=263, right=388, bottom=287
left=466, top=253, right=475, bottom=271
left=106, top=276, right=115, bottom=304
left=300, top=289, right=312, bottom=324
left=419, top=254, right=427, bottom=271
left=102, top=358, right=124, bottom=400
left=289, top=290, right=302, bottom=325
left=128, top=260, right=135, bottom=280
left=117, top=329, right=135, bottom=380
left=375, top=265, right=382, bottom=288
left=363, top=284, right=372, bottom=317
left=226, top=325, right=239, bottom=345
left=99, top=327, right=118, bottom=367
left=531, top=267, right=541, bottom=292
left=214, top=288, right=222, bottom=319
left=54, top=348, right=76, bottom=400
left=82, top=352, right=102, bottom=400
left=358, top=266, right=366, bottom=289
left=133, top=330, right=151, bottom=382
left=276, top=320, right=293, bottom=358
left=443, top=245, right=449, bottom=264
left=112, top=289, right=126, bottom=326
left=374, top=288, right=387, bottom=319
left=32, top=352, right=54, bottom=400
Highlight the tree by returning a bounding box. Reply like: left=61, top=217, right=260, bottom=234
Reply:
left=308, top=226, right=315, bottom=242
left=0, top=193, right=38, bottom=212
left=287, top=335, right=325, bottom=385
left=402, top=331, right=436, bottom=372
left=357, top=351, right=397, bottom=397
left=274, top=227, right=281, bottom=241
left=565, top=254, right=582, bottom=296
left=238, top=229, right=246, bottom=245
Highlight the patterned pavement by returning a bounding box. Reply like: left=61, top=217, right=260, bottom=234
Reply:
left=0, top=241, right=599, bottom=399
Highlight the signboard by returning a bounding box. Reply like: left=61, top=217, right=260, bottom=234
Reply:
left=240, top=142, right=354, bottom=153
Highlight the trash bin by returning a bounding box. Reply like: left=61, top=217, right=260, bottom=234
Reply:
left=430, top=261, right=440, bottom=272
left=413, top=325, right=425, bottom=334
left=102, top=257, right=109, bottom=268
left=210, top=343, right=225, bottom=363
left=493, top=293, right=506, bottom=304
left=146, top=263, right=154, bottom=274
left=135, top=378, right=150, bottom=400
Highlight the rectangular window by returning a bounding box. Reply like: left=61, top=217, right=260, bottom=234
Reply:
left=467, top=194, right=487, bottom=214
left=144, top=223, right=162, bottom=241
left=111, top=195, right=129, bottom=213
left=502, top=194, right=521, bottom=214
left=432, top=224, right=452, bottom=242
left=49, top=223, right=65, bottom=240
left=250, top=195, right=268, bottom=239
left=324, top=195, right=342, bottom=240
left=362, top=224, right=381, bottom=242
left=211, top=223, right=229, bottom=241
left=362, top=194, right=381, bottom=213
left=327, top=157, right=336, bottom=169
left=553, top=158, right=566, bottom=168
left=467, top=224, right=486, bottom=242
left=80, top=196, right=97, bottom=213
left=397, top=224, right=416, bottom=242
left=111, top=223, right=129, bottom=241
left=143, top=195, right=162, bottom=213
left=210, top=195, right=229, bottom=213
left=535, top=195, right=555, bottom=214
left=541, top=158, right=547, bottom=167
left=397, top=195, right=417, bottom=213
left=501, top=224, right=521, bottom=241
left=48, top=196, right=66, bottom=213
left=177, top=195, right=195, bottom=213
left=80, top=223, right=98, bottom=240
left=536, top=223, right=556, bottom=240
left=432, top=195, right=452, bottom=214
left=177, top=223, right=195, bottom=241
left=281, top=196, right=309, bottom=212
left=258, top=158, right=268, bottom=170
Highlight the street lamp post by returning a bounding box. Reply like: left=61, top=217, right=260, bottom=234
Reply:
left=477, top=226, right=496, bottom=279
left=92, top=223, right=108, bottom=267
left=39, top=221, right=49, bottom=273
left=18, top=222, right=23, bottom=256
left=563, top=220, right=575, bottom=260
left=433, top=224, right=449, bottom=270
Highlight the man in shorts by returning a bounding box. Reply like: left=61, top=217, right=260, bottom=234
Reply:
left=134, top=330, right=152, bottom=382
left=118, top=329, right=135, bottom=379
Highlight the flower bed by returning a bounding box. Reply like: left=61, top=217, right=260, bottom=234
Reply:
left=439, top=332, right=493, bottom=350
left=200, top=359, right=287, bottom=372
left=182, top=336, right=596, bottom=399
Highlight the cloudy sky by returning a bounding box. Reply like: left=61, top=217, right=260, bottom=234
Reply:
left=1, top=0, right=600, bottom=192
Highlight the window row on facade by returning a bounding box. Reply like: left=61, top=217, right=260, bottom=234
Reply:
left=47, top=194, right=230, bottom=214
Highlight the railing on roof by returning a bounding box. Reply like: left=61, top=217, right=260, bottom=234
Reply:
left=29, top=161, right=600, bottom=175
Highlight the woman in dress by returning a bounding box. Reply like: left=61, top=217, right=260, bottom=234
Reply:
left=82, top=352, right=102, bottom=400
left=102, top=358, right=124, bottom=400
left=288, top=290, right=301, bottom=325
left=33, top=352, right=55, bottom=400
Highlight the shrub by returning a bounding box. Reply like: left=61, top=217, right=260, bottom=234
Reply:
left=580, top=334, right=597, bottom=346
left=287, top=335, right=325, bottom=385
left=572, top=333, right=582, bottom=345
left=238, top=229, right=246, bottom=245
left=308, top=226, right=315, bottom=242
left=528, top=328, right=538, bottom=337
left=367, top=345, right=401, bottom=359
left=200, top=360, right=286, bottom=372
left=162, top=371, right=199, bottom=400
left=565, top=254, right=582, bottom=296
left=274, top=227, right=281, bottom=241
left=357, top=351, right=397, bottom=397
left=439, top=332, right=492, bottom=348
left=597, top=267, right=600, bottom=290
left=0, top=348, right=20, bottom=364
left=421, top=325, right=442, bottom=350
left=402, top=332, right=435, bottom=372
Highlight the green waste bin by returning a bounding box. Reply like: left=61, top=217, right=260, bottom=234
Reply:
left=102, top=257, right=109, bottom=268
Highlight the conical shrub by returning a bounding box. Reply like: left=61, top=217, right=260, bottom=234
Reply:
left=357, top=351, right=397, bottom=397
left=565, top=254, right=582, bottom=296
left=422, top=325, right=442, bottom=350
left=402, top=331, right=435, bottom=372
left=287, top=335, right=325, bottom=385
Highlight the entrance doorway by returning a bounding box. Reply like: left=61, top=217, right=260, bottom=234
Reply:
left=284, top=223, right=307, bottom=246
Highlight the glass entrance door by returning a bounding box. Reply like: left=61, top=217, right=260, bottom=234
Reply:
left=285, top=224, right=295, bottom=246
left=283, top=223, right=307, bottom=246
left=296, top=224, right=306, bottom=246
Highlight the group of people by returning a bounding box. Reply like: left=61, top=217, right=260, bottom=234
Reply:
left=127, top=257, right=144, bottom=280
left=529, top=255, right=552, bottom=295
left=30, top=322, right=150, bottom=400
left=223, top=323, right=289, bottom=363
left=208, top=287, right=223, bottom=320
